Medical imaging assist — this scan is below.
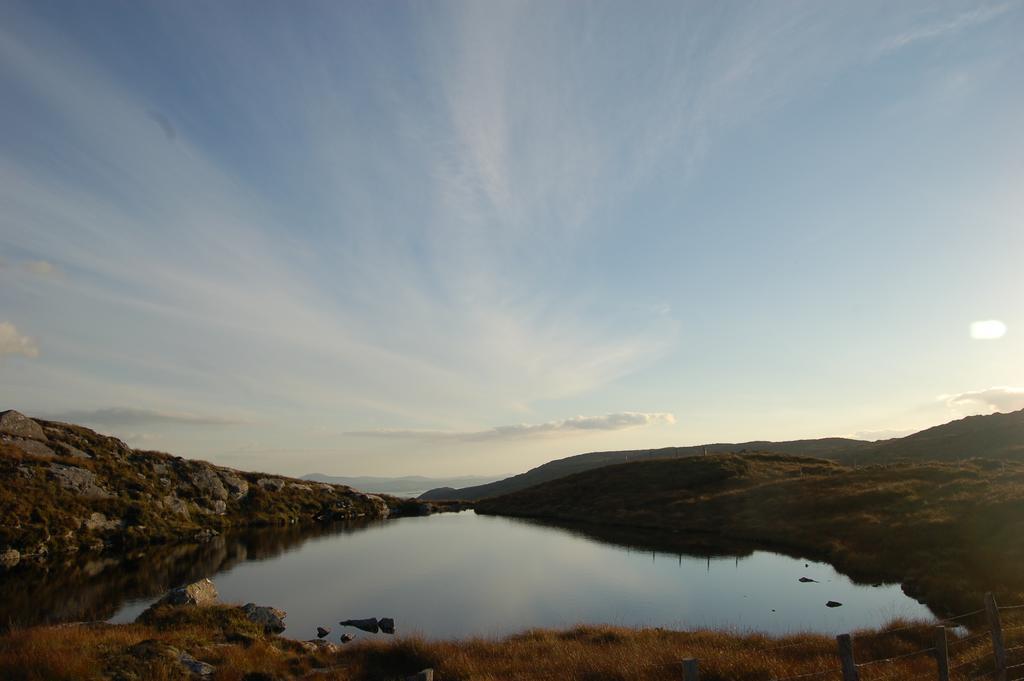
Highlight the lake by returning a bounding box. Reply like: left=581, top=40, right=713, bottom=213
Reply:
left=1, top=511, right=935, bottom=640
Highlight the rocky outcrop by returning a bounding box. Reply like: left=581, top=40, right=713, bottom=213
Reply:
left=48, top=463, right=111, bottom=498
left=0, top=410, right=47, bottom=440
left=160, top=495, right=192, bottom=518
left=219, top=470, right=249, bottom=500
left=186, top=464, right=229, bottom=501
left=358, top=494, right=391, bottom=519
left=0, top=408, right=437, bottom=561
left=2, top=437, right=55, bottom=457
left=83, top=512, right=122, bottom=532
left=257, top=477, right=286, bottom=492
left=242, top=603, right=287, bottom=633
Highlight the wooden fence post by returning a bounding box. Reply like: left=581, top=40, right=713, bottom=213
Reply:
left=682, top=657, right=699, bottom=681
left=405, top=670, right=433, bottom=681
left=836, top=634, right=860, bottom=681
left=935, top=625, right=950, bottom=681
left=985, top=593, right=1007, bottom=681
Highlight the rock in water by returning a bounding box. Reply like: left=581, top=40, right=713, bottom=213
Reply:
left=798, top=577, right=817, bottom=583
left=243, top=603, right=287, bottom=633
left=317, top=626, right=331, bottom=638
left=379, top=617, right=395, bottom=634
left=340, top=633, right=355, bottom=643
left=0, top=410, right=47, bottom=441
left=826, top=600, right=843, bottom=608
left=340, top=617, right=379, bottom=633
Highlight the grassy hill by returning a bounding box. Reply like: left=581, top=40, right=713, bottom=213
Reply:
left=860, top=408, right=1024, bottom=463
left=0, top=410, right=437, bottom=568
left=418, top=437, right=872, bottom=501
left=476, top=453, right=1024, bottom=614
left=421, top=409, right=1024, bottom=501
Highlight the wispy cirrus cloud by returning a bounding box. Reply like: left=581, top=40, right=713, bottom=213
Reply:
left=348, top=412, right=676, bottom=442
left=877, top=3, right=1017, bottom=54
left=47, top=407, right=245, bottom=427
left=941, top=387, right=1024, bottom=415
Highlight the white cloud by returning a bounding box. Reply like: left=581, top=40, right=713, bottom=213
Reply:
left=942, top=387, right=1024, bottom=415
left=877, top=3, right=1016, bottom=54
left=47, top=407, right=245, bottom=427
left=347, top=412, right=676, bottom=442
left=851, top=427, right=921, bottom=441
left=0, top=321, right=39, bottom=358
left=970, top=319, right=1007, bottom=340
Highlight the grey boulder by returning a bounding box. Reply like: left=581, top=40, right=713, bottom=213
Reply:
left=0, top=410, right=47, bottom=441
left=243, top=603, right=287, bottom=633
left=157, top=578, right=220, bottom=607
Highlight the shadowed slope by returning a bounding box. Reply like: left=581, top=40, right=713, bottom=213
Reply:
left=476, top=453, right=1024, bottom=614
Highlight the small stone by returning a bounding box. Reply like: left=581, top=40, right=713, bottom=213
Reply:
left=0, top=548, right=20, bottom=568
left=339, top=633, right=354, bottom=643
left=798, top=577, right=817, bottom=583
left=317, top=626, right=330, bottom=638
left=178, top=652, right=215, bottom=677
left=379, top=617, right=395, bottom=634
left=826, top=600, right=843, bottom=608
left=194, top=528, right=219, bottom=542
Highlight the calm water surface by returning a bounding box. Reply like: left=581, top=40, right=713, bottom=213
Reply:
left=96, top=511, right=933, bottom=639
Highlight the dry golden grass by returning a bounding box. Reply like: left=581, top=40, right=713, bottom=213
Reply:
left=1, top=609, right=1018, bottom=681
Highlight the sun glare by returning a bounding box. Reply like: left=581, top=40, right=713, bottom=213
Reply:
left=969, top=319, right=1007, bottom=340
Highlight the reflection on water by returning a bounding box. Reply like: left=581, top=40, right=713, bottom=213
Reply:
left=1, top=511, right=935, bottom=639
left=0, top=520, right=385, bottom=628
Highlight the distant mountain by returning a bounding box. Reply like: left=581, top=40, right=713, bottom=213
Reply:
left=418, top=437, right=874, bottom=501
left=301, top=473, right=504, bottom=495
left=419, top=408, right=1024, bottom=501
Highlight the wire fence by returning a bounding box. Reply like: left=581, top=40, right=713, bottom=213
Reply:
left=666, top=593, right=1024, bottom=681
left=466, top=596, right=1024, bottom=681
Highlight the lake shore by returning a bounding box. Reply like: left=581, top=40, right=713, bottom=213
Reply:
left=0, top=596, right=1012, bottom=681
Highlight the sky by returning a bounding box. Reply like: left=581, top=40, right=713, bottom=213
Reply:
left=1, top=0, right=1022, bottom=478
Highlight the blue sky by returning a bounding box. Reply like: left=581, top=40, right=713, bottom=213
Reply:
left=1, top=1, right=1022, bottom=476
